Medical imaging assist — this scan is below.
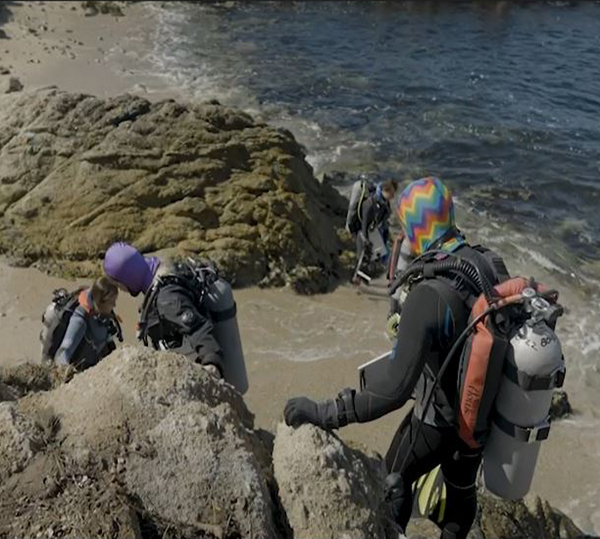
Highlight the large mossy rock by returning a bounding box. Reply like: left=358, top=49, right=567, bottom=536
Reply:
left=0, top=88, right=352, bottom=292
left=473, top=490, right=595, bottom=539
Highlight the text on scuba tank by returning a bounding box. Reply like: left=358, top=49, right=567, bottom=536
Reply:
left=516, top=335, right=539, bottom=351
left=540, top=334, right=557, bottom=347
left=464, top=385, right=481, bottom=413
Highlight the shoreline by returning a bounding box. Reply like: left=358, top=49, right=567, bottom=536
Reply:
left=1, top=2, right=599, bottom=534
left=2, top=259, right=599, bottom=533
left=0, top=258, right=409, bottom=459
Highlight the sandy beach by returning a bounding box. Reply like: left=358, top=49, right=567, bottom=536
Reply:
left=0, top=1, right=181, bottom=100
left=0, top=2, right=599, bottom=534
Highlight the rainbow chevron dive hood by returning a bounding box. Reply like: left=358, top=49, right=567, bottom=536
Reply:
left=397, top=177, right=463, bottom=256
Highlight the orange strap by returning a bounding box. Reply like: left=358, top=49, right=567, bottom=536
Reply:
left=78, top=289, right=95, bottom=315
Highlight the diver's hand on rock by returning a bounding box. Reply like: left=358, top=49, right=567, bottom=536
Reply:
left=284, top=397, right=338, bottom=429
left=284, top=397, right=320, bottom=427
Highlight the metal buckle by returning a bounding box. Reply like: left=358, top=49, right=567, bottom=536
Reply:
left=526, top=422, right=551, bottom=443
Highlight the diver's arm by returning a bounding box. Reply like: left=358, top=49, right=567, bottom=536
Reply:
left=348, top=283, right=439, bottom=422
left=55, top=309, right=88, bottom=365
left=284, top=283, right=442, bottom=429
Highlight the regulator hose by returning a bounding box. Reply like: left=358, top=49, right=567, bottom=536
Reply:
left=389, top=253, right=495, bottom=302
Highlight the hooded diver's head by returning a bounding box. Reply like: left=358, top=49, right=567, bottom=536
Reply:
left=397, top=176, right=463, bottom=256
left=103, top=242, right=160, bottom=297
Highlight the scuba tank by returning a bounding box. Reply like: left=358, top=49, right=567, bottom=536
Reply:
left=386, top=236, right=413, bottom=341
left=346, top=180, right=363, bottom=232
left=345, top=178, right=375, bottom=234
left=482, top=288, right=565, bottom=499
left=40, top=288, right=84, bottom=361
left=204, top=277, right=249, bottom=395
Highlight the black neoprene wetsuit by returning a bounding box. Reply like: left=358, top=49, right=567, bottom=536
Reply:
left=144, top=282, right=223, bottom=371
left=359, top=194, right=391, bottom=241
left=355, top=195, right=391, bottom=272
left=385, top=409, right=481, bottom=539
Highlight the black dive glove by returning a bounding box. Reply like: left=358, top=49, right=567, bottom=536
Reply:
left=284, top=388, right=358, bottom=430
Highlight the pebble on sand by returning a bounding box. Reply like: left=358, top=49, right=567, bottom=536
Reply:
left=1, top=77, right=24, bottom=94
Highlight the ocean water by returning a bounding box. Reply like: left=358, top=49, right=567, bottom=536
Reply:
left=134, top=1, right=600, bottom=529
left=146, top=1, right=600, bottom=262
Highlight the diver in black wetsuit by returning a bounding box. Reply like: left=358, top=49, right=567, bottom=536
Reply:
left=103, top=243, right=224, bottom=375
left=348, top=179, right=398, bottom=282
left=284, top=177, right=509, bottom=539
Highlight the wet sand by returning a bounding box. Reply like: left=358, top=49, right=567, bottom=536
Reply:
left=0, top=260, right=408, bottom=456
left=0, top=1, right=598, bottom=534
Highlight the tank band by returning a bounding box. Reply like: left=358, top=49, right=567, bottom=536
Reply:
left=493, top=413, right=551, bottom=443
left=503, top=361, right=565, bottom=391
left=209, top=303, right=237, bottom=323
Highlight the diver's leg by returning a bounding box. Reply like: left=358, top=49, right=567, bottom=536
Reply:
left=384, top=413, right=446, bottom=532
left=439, top=440, right=482, bottom=539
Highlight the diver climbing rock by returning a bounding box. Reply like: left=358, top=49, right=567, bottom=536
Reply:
left=285, top=177, right=565, bottom=539
left=103, top=242, right=248, bottom=393
left=41, top=276, right=121, bottom=371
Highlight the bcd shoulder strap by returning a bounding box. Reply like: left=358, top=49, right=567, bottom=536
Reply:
left=137, top=261, right=220, bottom=345
left=471, top=245, right=510, bottom=283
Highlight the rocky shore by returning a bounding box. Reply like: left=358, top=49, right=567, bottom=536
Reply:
left=0, top=350, right=592, bottom=539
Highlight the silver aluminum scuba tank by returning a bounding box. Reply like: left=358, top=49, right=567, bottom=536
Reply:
left=40, top=288, right=81, bottom=361
left=346, top=180, right=364, bottom=232
left=40, top=302, right=61, bottom=360
left=482, top=289, right=565, bottom=500
left=204, top=277, right=249, bottom=395
left=396, top=237, right=412, bottom=275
